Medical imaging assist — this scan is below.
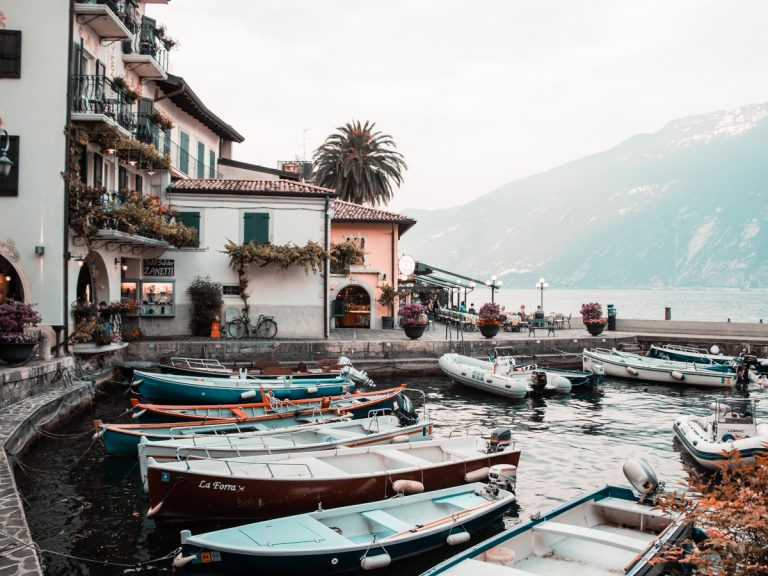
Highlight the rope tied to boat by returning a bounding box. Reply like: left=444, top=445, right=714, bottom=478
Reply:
left=9, top=437, right=98, bottom=471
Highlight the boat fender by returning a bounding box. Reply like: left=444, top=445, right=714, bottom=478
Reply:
left=93, top=428, right=104, bottom=440
left=361, top=553, right=391, bottom=570
left=391, top=434, right=410, bottom=444
left=671, top=370, right=685, bottom=381
left=172, top=553, right=197, bottom=569
left=241, top=390, right=258, bottom=400
left=626, top=367, right=639, bottom=376
left=392, top=479, right=424, bottom=495
left=147, top=500, right=164, bottom=518
left=447, top=531, right=471, bottom=545
left=131, top=409, right=147, bottom=420
left=551, top=375, right=572, bottom=393
left=306, top=386, right=318, bottom=394
left=464, top=467, right=489, bottom=482
left=484, top=546, right=516, bottom=566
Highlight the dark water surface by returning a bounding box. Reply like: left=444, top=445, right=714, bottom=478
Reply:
left=14, top=375, right=762, bottom=575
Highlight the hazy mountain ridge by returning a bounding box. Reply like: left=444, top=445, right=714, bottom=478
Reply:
left=400, top=103, right=768, bottom=288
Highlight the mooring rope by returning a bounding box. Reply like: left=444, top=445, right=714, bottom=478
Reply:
left=10, top=438, right=98, bottom=473
left=0, top=527, right=179, bottom=570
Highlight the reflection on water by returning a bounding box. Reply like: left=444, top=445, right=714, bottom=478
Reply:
left=14, top=376, right=764, bottom=575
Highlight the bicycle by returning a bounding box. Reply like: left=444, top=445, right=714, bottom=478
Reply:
left=227, top=308, right=278, bottom=339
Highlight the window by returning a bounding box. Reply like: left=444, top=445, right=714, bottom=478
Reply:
left=243, top=212, right=269, bottom=244
left=222, top=285, right=240, bottom=296
left=93, top=153, right=103, bottom=188
left=209, top=149, right=216, bottom=178
left=176, top=211, right=200, bottom=247
left=197, top=141, right=205, bottom=178
left=118, top=166, right=129, bottom=191
left=135, top=174, right=143, bottom=193
left=179, top=131, right=189, bottom=174
left=345, top=236, right=367, bottom=263
left=0, top=31, right=22, bottom=79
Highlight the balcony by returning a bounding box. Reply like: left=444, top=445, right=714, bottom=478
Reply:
left=91, top=191, right=171, bottom=250
left=71, top=75, right=137, bottom=136
left=122, top=18, right=170, bottom=80
left=74, top=0, right=138, bottom=40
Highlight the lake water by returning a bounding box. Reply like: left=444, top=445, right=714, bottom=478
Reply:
left=458, top=287, right=768, bottom=323
left=14, top=376, right=762, bottom=576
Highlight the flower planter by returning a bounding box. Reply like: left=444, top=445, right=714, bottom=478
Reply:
left=403, top=325, right=426, bottom=340
left=381, top=316, right=394, bottom=330
left=479, top=324, right=500, bottom=339
left=0, top=341, right=37, bottom=364
left=585, top=322, right=606, bottom=336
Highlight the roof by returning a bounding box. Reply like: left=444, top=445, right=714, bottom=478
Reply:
left=332, top=200, right=416, bottom=236
left=168, top=179, right=336, bottom=197
left=218, top=157, right=300, bottom=181
left=156, top=74, right=245, bottom=143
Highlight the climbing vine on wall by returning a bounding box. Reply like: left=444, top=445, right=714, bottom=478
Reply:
left=329, top=239, right=366, bottom=273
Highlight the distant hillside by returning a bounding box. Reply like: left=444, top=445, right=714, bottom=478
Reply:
left=400, top=103, right=768, bottom=288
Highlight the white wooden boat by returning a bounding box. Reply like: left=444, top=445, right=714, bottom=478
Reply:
left=173, top=478, right=517, bottom=575
left=583, top=348, right=740, bottom=388
left=145, top=433, right=520, bottom=520
left=137, top=410, right=431, bottom=492
left=648, top=344, right=768, bottom=376
left=673, top=398, right=768, bottom=470
left=422, top=459, right=689, bottom=576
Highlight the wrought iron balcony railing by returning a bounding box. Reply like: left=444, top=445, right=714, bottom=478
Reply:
left=71, top=74, right=137, bottom=133
left=97, top=0, right=140, bottom=35
left=122, top=17, right=170, bottom=73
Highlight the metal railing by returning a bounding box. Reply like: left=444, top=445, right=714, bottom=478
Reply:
left=94, top=0, right=140, bottom=34
left=71, top=74, right=137, bottom=133
left=122, top=17, right=170, bottom=73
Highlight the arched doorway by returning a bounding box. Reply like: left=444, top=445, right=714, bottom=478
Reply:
left=0, top=255, right=24, bottom=304
left=75, top=253, right=110, bottom=304
left=336, top=285, right=371, bottom=328
left=76, top=262, right=93, bottom=303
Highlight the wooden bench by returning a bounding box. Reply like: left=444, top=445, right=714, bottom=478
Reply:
left=533, top=521, right=647, bottom=552
left=361, top=509, right=413, bottom=533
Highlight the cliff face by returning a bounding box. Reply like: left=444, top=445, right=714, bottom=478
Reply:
left=401, top=103, right=768, bottom=288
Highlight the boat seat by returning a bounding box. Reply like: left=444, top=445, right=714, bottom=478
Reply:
left=533, top=521, right=646, bottom=552
left=447, top=559, right=537, bottom=575
left=433, top=491, right=483, bottom=509
left=593, top=497, right=670, bottom=518
left=379, top=450, right=433, bottom=467
left=361, top=509, right=413, bottom=533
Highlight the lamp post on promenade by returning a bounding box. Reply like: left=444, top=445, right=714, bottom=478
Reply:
left=536, top=277, right=549, bottom=310
left=485, top=275, right=502, bottom=304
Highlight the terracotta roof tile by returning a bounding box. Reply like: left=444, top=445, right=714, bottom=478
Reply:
left=170, top=179, right=336, bottom=196
left=332, top=200, right=416, bottom=235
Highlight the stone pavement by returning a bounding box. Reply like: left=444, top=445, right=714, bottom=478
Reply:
left=0, top=376, right=94, bottom=576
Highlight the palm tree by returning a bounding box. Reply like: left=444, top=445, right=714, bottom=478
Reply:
left=312, top=120, right=407, bottom=206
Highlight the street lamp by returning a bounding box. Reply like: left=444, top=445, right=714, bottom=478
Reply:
left=485, top=275, right=502, bottom=304
left=536, top=277, right=549, bottom=310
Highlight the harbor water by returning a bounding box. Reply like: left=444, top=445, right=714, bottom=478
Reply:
left=14, top=374, right=762, bottom=575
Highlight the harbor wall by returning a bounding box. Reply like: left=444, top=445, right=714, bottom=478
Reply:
left=0, top=357, right=75, bottom=410
left=615, top=318, right=768, bottom=338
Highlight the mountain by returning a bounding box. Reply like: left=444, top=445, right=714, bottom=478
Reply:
left=400, top=103, right=768, bottom=288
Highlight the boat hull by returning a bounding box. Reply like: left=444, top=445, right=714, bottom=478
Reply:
left=438, top=354, right=528, bottom=398
left=133, top=370, right=355, bottom=404
left=146, top=446, right=521, bottom=520
left=673, top=415, right=768, bottom=470
left=583, top=349, right=736, bottom=387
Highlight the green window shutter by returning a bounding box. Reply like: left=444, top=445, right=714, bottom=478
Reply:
left=179, top=131, right=189, bottom=174
left=209, top=150, right=216, bottom=178
left=197, top=142, right=205, bottom=178
left=243, top=212, right=269, bottom=244
left=177, top=211, right=200, bottom=247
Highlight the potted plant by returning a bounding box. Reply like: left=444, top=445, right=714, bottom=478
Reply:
left=580, top=302, right=607, bottom=336
left=0, top=301, right=42, bottom=363
left=150, top=110, right=174, bottom=131
left=187, top=276, right=223, bottom=336
left=399, top=303, right=427, bottom=340
left=478, top=302, right=502, bottom=338
left=377, top=283, right=396, bottom=329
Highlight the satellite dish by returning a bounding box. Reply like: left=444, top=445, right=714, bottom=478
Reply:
left=399, top=255, right=416, bottom=276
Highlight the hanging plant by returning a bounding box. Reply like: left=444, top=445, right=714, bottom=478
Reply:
left=150, top=110, right=174, bottom=130
left=330, top=240, right=365, bottom=274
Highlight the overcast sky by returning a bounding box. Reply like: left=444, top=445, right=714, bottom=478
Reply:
left=148, top=1, right=768, bottom=211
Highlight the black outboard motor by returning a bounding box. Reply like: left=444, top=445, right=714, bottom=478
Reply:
left=487, top=427, right=512, bottom=453
left=530, top=370, right=548, bottom=394
left=393, top=393, right=418, bottom=426
left=736, top=353, right=759, bottom=388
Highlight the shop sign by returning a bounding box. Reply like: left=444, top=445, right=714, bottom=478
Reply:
left=143, top=258, right=175, bottom=277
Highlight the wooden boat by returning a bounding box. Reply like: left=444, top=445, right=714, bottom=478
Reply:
left=422, top=459, right=689, bottom=576
left=131, top=369, right=356, bottom=404
left=129, top=385, right=407, bottom=424
left=137, top=407, right=432, bottom=491
left=673, top=397, right=768, bottom=470
left=648, top=344, right=768, bottom=375
left=172, top=479, right=516, bottom=574
left=582, top=348, right=740, bottom=388
left=158, top=355, right=359, bottom=380
left=146, top=432, right=520, bottom=520
left=95, top=410, right=345, bottom=455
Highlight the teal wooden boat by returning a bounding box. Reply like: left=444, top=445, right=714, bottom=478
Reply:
left=132, top=369, right=355, bottom=404
left=173, top=479, right=516, bottom=574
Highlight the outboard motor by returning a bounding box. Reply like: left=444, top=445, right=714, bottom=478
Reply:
left=487, top=427, right=512, bottom=453
left=482, top=463, right=517, bottom=497
left=530, top=370, right=548, bottom=394
left=339, top=365, right=375, bottom=387
left=393, top=393, right=418, bottom=426
left=623, top=458, right=663, bottom=504
left=337, top=356, right=353, bottom=366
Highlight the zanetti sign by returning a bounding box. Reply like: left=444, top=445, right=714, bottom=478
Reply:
left=143, top=259, right=175, bottom=277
